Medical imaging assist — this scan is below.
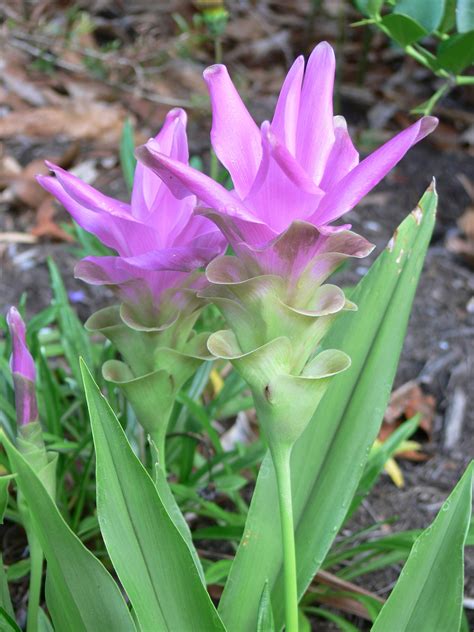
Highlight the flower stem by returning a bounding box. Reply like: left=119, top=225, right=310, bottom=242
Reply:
left=26, top=529, right=43, bottom=632
left=272, top=445, right=299, bottom=632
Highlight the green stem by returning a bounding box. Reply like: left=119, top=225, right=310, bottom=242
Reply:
left=26, top=529, right=43, bottom=632
left=272, top=445, right=299, bottom=632
left=456, top=75, right=474, bottom=85
left=214, top=35, right=223, bottom=64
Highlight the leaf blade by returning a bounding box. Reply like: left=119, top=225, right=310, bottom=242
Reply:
left=1, top=434, right=135, bottom=632
left=219, top=185, right=437, bottom=631
left=372, top=462, right=473, bottom=631
left=81, top=360, right=225, bottom=632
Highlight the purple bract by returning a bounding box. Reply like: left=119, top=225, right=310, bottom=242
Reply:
left=7, top=307, right=38, bottom=426
left=136, top=42, right=437, bottom=277
left=37, top=108, right=225, bottom=313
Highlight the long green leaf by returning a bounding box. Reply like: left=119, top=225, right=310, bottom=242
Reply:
left=219, top=184, right=437, bottom=631
left=456, top=0, right=474, bottom=32
left=0, top=608, right=20, bottom=632
left=372, top=461, right=473, bottom=631
left=120, top=118, right=136, bottom=193
left=81, top=360, right=225, bottom=632
left=256, top=582, right=275, bottom=632
left=0, top=555, right=14, bottom=621
left=0, top=434, right=135, bottom=632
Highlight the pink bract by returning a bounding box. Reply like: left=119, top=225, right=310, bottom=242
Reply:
left=7, top=307, right=38, bottom=425
left=136, top=42, right=437, bottom=275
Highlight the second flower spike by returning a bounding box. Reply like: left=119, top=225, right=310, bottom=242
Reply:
left=37, top=110, right=226, bottom=472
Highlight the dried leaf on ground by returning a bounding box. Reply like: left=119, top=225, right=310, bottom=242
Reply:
left=0, top=102, right=127, bottom=142
left=31, top=198, right=74, bottom=242
left=381, top=381, right=435, bottom=461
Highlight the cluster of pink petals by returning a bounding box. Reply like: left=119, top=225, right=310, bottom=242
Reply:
left=37, top=109, right=225, bottom=309
left=136, top=42, right=437, bottom=276
left=7, top=307, right=38, bottom=425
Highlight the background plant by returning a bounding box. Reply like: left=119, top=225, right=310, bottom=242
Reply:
left=353, top=0, right=474, bottom=113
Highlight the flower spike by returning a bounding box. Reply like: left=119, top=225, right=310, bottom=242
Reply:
left=7, top=307, right=38, bottom=427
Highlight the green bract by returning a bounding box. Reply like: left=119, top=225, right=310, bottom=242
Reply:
left=86, top=292, right=212, bottom=472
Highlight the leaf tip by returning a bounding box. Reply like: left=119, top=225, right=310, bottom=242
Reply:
left=427, top=177, right=437, bottom=194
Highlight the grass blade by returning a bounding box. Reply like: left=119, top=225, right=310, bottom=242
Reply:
left=372, top=462, right=473, bottom=631
left=1, top=433, right=135, bottom=632
left=81, top=360, right=225, bottom=632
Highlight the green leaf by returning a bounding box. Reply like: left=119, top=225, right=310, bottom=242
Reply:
left=81, top=360, right=225, bottom=632
left=394, top=0, right=446, bottom=33
left=204, top=560, right=233, bottom=585
left=193, top=525, right=243, bottom=541
left=297, top=610, right=312, bottom=632
left=37, top=352, right=61, bottom=437
left=439, top=0, right=456, bottom=32
left=347, top=415, right=420, bottom=518
left=37, top=609, right=54, bottom=632
left=380, top=13, right=428, bottom=46
left=219, top=184, right=437, bottom=631
left=354, top=0, right=385, bottom=17
left=154, top=465, right=206, bottom=582
left=0, top=475, right=14, bottom=524
left=257, top=582, right=275, bottom=632
left=120, top=118, right=136, bottom=192
left=47, top=258, right=93, bottom=383
left=457, top=0, right=474, bottom=31
left=372, top=461, right=473, bottom=631
left=0, top=433, right=135, bottom=632
left=436, top=31, right=474, bottom=73
left=0, top=556, right=14, bottom=621
left=0, top=607, right=20, bottom=632
left=6, top=560, right=29, bottom=582
left=306, top=607, right=359, bottom=632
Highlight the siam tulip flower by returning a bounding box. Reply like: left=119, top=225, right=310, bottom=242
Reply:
left=142, top=44, right=438, bottom=630
left=37, top=109, right=226, bottom=472
left=136, top=42, right=437, bottom=282
left=6, top=308, right=56, bottom=629
left=7, top=307, right=38, bottom=427
left=132, top=42, right=440, bottom=447
left=6, top=307, right=56, bottom=497
left=37, top=108, right=225, bottom=329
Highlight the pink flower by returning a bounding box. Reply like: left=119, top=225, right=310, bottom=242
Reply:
left=7, top=307, right=38, bottom=426
left=37, top=109, right=225, bottom=313
left=136, top=42, right=437, bottom=277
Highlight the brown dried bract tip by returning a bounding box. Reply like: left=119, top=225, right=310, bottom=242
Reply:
left=387, top=228, right=399, bottom=253
left=427, top=176, right=437, bottom=194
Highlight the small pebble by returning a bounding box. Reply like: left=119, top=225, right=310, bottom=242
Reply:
left=68, top=290, right=86, bottom=303
left=363, top=220, right=381, bottom=232
left=100, top=156, right=117, bottom=169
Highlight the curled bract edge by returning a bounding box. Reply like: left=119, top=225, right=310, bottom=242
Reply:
left=86, top=301, right=212, bottom=439
left=202, top=222, right=369, bottom=448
